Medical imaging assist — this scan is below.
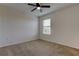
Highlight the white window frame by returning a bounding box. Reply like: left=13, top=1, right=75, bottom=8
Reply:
left=42, top=18, right=51, bottom=35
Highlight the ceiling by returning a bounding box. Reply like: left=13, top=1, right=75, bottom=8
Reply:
left=1, top=3, right=74, bottom=17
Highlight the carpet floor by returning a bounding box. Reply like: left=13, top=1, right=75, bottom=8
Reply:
left=0, top=39, right=78, bottom=56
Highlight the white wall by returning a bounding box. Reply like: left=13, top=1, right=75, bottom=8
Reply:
left=0, top=5, right=38, bottom=47
left=39, top=4, right=79, bottom=49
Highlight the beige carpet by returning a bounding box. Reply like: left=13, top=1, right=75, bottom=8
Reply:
left=0, top=39, right=79, bottom=56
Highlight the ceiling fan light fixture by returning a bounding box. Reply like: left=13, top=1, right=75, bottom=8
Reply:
left=37, top=7, right=41, bottom=10
left=28, top=3, right=50, bottom=12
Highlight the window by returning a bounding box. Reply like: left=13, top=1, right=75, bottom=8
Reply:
left=42, top=18, right=51, bottom=35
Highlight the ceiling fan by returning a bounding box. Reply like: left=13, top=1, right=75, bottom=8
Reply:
left=28, top=3, right=50, bottom=12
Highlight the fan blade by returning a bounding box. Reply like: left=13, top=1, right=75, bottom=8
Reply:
left=28, top=3, right=36, bottom=6
left=41, top=5, right=50, bottom=8
left=31, top=8, right=37, bottom=12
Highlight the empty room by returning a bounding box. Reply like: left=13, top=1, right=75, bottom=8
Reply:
left=0, top=3, right=79, bottom=56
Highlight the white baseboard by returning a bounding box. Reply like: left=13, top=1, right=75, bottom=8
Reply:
left=0, top=37, right=38, bottom=48
left=41, top=39, right=79, bottom=50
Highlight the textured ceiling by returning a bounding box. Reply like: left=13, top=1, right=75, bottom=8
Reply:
left=1, top=3, right=74, bottom=16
